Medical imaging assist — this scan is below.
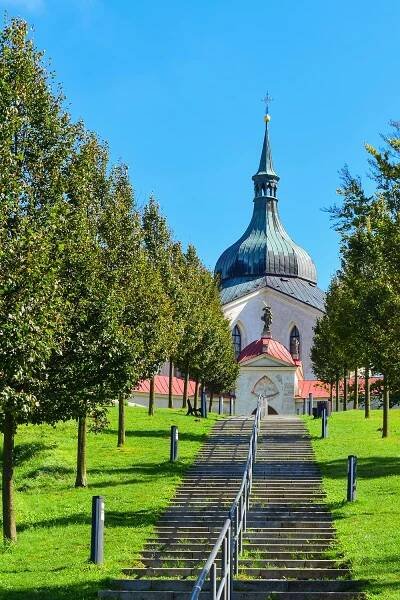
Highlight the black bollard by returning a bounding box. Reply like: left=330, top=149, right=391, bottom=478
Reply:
left=308, top=393, right=313, bottom=416
left=218, top=396, right=223, bottom=415
left=321, top=407, right=328, bottom=438
left=170, top=425, right=178, bottom=462
left=200, top=389, right=208, bottom=418
left=90, top=496, right=105, bottom=564
left=229, top=398, right=234, bottom=416
left=347, top=455, right=357, bottom=501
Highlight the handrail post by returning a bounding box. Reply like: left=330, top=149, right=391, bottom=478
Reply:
left=234, top=503, right=239, bottom=575
left=243, top=485, right=247, bottom=532
left=210, top=561, right=217, bottom=600
left=239, top=496, right=243, bottom=554
left=222, top=536, right=228, bottom=600
left=229, top=520, right=234, bottom=597
left=227, top=525, right=232, bottom=600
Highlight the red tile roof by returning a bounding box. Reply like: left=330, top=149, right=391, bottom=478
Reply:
left=297, top=376, right=383, bottom=399
left=349, top=376, right=382, bottom=392
left=134, top=375, right=196, bottom=397
left=238, top=337, right=295, bottom=366
left=297, top=380, right=330, bottom=398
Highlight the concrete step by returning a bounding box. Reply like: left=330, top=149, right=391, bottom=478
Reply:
left=246, top=520, right=334, bottom=529
left=99, top=591, right=365, bottom=599
left=140, top=549, right=337, bottom=560
left=99, top=416, right=364, bottom=600
left=123, top=567, right=351, bottom=579
left=102, top=579, right=365, bottom=593
left=139, top=557, right=346, bottom=569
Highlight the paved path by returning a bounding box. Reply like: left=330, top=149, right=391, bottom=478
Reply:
left=99, top=416, right=364, bottom=599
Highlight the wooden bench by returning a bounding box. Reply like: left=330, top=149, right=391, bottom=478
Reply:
left=186, top=399, right=202, bottom=417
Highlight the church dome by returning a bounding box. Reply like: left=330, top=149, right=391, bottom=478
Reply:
left=215, top=113, right=317, bottom=286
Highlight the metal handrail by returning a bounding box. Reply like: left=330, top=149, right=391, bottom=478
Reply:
left=190, top=399, right=262, bottom=600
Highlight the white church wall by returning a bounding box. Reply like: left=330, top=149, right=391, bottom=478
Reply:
left=235, top=364, right=297, bottom=415
left=223, top=286, right=323, bottom=379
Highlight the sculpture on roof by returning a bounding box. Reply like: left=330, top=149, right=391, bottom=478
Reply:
left=261, top=304, right=272, bottom=338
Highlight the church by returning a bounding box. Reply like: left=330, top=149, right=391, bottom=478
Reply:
left=131, top=108, right=330, bottom=415
left=214, top=108, right=326, bottom=415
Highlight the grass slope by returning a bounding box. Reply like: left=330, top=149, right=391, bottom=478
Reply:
left=305, top=410, right=400, bottom=600
left=0, top=406, right=219, bottom=599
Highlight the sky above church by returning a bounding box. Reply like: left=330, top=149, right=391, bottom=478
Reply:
left=1, top=0, right=399, bottom=290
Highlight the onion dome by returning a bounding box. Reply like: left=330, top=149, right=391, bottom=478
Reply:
left=215, top=112, right=317, bottom=286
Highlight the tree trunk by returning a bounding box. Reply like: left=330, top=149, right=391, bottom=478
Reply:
left=329, top=382, right=333, bottom=410
left=117, top=395, right=125, bottom=447
left=335, top=374, right=339, bottom=412
left=148, top=376, right=155, bottom=416
left=208, top=392, right=214, bottom=412
left=75, top=415, right=87, bottom=488
left=354, top=367, right=359, bottom=410
left=365, top=365, right=370, bottom=418
left=343, top=369, right=348, bottom=411
left=182, top=368, right=189, bottom=409
left=194, top=379, right=199, bottom=410
left=2, top=411, right=17, bottom=542
left=382, top=377, right=389, bottom=438
left=168, top=360, right=173, bottom=409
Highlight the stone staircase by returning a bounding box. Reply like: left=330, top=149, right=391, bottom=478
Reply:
left=99, top=416, right=365, bottom=599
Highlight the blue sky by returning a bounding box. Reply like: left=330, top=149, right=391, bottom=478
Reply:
left=1, top=0, right=399, bottom=289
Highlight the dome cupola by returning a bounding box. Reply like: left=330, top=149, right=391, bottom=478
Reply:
left=215, top=108, right=317, bottom=286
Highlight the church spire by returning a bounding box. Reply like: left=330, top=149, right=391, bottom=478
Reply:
left=252, top=95, right=279, bottom=199
left=257, top=115, right=277, bottom=177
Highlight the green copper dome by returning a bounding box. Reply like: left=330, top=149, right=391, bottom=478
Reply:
left=215, top=116, right=317, bottom=286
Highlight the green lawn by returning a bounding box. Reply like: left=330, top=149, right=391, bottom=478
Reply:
left=305, top=410, right=400, bottom=600
left=0, top=405, right=219, bottom=599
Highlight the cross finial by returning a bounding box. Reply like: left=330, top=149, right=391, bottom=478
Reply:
left=262, top=92, right=273, bottom=115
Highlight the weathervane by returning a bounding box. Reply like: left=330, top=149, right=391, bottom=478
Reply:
left=262, top=92, right=273, bottom=115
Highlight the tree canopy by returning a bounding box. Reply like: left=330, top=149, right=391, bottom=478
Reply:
left=0, top=18, right=238, bottom=541
left=311, top=122, right=400, bottom=436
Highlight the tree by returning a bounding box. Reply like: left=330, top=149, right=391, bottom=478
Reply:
left=141, top=198, right=180, bottom=415
left=98, top=166, right=170, bottom=444
left=327, top=123, right=400, bottom=434
left=311, top=308, right=339, bottom=401
left=0, top=19, right=77, bottom=540
left=45, top=132, right=116, bottom=487
left=175, top=248, right=238, bottom=403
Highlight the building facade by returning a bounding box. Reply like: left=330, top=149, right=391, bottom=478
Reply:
left=215, top=111, right=326, bottom=413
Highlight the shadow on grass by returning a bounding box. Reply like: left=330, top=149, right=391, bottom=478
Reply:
left=103, top=428, right=208, bottom=443
left=16, top=507, right=162, bottom=534
left=0, top=579, right=106, bottom=600
left=24, top=465, right=74, bottom=479
left=88, top=460, right=188, bottom=478
left=364, top=578, right=400, bottom=598
left=0, top=442, right=55, bottom=466
left=319, top=456, right=400, bottom=480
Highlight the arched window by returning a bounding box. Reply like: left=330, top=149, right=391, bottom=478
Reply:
left=290, top=326, right=300, bottom=358
left=232, top=325, right=242, bottom=359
